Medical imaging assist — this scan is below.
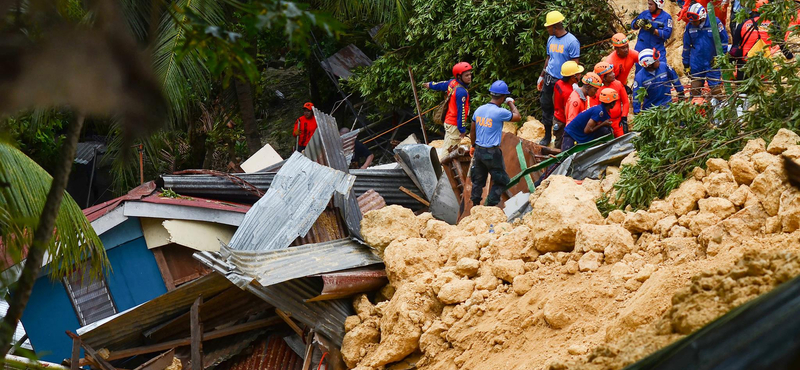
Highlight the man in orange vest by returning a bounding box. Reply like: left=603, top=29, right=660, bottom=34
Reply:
left=293, top=102, right=317, bottom=151
left=605, top=33, right=639, bottom=91
left=424, top=62, right=473, bottom=153
left=591, top=62, right=630, bottom=136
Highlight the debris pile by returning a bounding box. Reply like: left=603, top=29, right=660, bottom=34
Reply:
left=343, top=129, right=800, bottom=370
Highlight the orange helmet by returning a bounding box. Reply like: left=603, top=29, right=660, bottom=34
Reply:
left=303, top=102, right=314, bottom=110
left=611, top=33, right=629, bottom=47
left=598, top=88, right=619, bottom=103
left=582, top=72, right=604, bottom=88
left=594, top=61, right=614, bottom=76
left=753, top=0, right=767, bottom=12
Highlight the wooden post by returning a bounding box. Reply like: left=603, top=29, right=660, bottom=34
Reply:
left=70, top=336, right=81, bottom=370
left=408, top=68, right=429, bottom=145
left=301, top=330, right=315, bottom=370
left=66, top=331, right=116, bottom=370
left=275, top=309, right=304, bottom=338
left=190, top=296, right=203, bottom=370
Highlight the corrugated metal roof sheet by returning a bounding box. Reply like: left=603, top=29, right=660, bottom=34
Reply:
left=357, top=189, right=386, bottom=214
left=341, top=129, right=360, bottom=164
left=214, top=335, right=302, bottom=370
left=202, top=329, right=267, bottom=369
left=322, top=44, right=372, bottom=80
left=290, top=209, right=347, bottom=246
left=196, top=239, right=381, bottom=289
left=227, top=153, right=355, bottom=251
left=350, top=169, right=426, bottom=211
left=78, top=273, right=234, bottom=351
left=74, top=141, right=106, bottom=165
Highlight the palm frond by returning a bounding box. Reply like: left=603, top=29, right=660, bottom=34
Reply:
left=0, top=140, right=107, bottom=280
left=153, top=0, right=226, bottom=125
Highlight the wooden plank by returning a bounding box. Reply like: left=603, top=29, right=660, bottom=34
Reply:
left=133, top=350, right=175, bottom=370
left=104, top=317, right=282, bottom=361
left=66, top=331, right=116, bottom=370
left=275, top=309, right=304, bottom=338
left=301, top=330, right=315, bottom=370
left=152, top=248, right=176, bottom=291
left=190, top=297, right=203, bottom=370
left=70, top=337, right=81, bottom=370
left=399, top=186, right=430, bottom=206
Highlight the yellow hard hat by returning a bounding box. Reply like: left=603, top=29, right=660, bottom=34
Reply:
left=561, top=61, right=584, bottom=77
left=544, top=11, right=565, bottom=27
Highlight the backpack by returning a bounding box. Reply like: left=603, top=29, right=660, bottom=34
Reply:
left=432, top=82, right=462, bottom=125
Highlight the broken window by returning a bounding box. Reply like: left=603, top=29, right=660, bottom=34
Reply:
left=63, top=265, right=117, bottom=326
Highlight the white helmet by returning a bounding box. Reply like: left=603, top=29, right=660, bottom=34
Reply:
left=638, top=48, right=659, bottom=67
left=687, top=3, right=708, bottom=21
left=652, top=0, right=665, bottom=9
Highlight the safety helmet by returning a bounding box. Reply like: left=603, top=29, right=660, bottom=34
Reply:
left=686, top=3, right=708, bottom=22
left=753, top=0, right=768, bottom=12
left=561, top=61, right=585, bottom=77
left=599, top=88, right=619, bottom=103
left=611, top=33, right=629, bottom=47
left=452, top=62, right=473, bottom=77
left=303, top=102, right=314, bottom=110
left=593, top=62, right=614, bottom=76
left=489, top=80, right=511, bottom=95
left=651, top=0, right=665, bottom=9
left=582, top=72, right=604, bottom=88
left=544, top=11, right=565, bottom=27
left=638, top=48, right=660, bottom=67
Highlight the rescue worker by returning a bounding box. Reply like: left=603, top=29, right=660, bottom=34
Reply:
left=566, top=72, right=604, bottom=124
left=562, top=88, right=619, bottom=151
left=293, top=102, right=317, bottom=151
left=678, top=0, right=729, bottom=27
left=424, top=62, right=473, bottom=154
left=632, top=49, right=686, bottom=114
left=553, top=61, right=584, bottom=148
left=605, top=33, right=639, bottom=92
left=731, top=0, right=794, bottom=80
left=592, top=61, right=630, bottom=136
left=538, top=10, right=580, bottom=146
left=631, top=0, right=673, bottom=71
left=468, top=80, right=521, bottom=207
left=682, top=3, right=728, bottom=99
left=339, top=128, right=374, bottom=169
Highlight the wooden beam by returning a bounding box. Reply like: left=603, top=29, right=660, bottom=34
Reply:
left=152, top=248, right=176, bottom=291
left=133, top=350, right=175, bottom=370
left=301, top=330, right=315, bottom=370
left=190, top=297, right=203, bottom=370
left=70, top=337, right=81, bottom=370
left=275, top=309, right=304, bottom=338
left=66, top=331, right=116, bottom=370
left=399, top=186, right=430, bottom=206
left=103, top=317, right=282, bottom=361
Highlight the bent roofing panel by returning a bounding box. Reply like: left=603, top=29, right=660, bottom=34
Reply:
left=227, top=153, right=355, bottom=251
left=74, top=142, right=106, bottom=165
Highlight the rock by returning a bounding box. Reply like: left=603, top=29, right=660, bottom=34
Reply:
left=662, top=237, right=702, bottom=264
left=648, top=200, right=676, bottom=217
left=517, top=117, right=546, bottom=142
left=699, top=205, right=768, bottom=256
left=486, top=225, right=531, bottom=260
left=543, top=300, right=573, bottom=329
left=354, top=294, right=377, bottom=320
left=752, top=152, right=780, bottom=173
left=574, top=224, right=633, bottom=253
left=634, top=264, right=656, bottom=282
left=610, top=262, right=633, bottom=282
left=345, top=315, right=362, bottom=333
left=601, top=167, right=621, bottom=194
left=492, top=259, right=525, bottom=283
left=384, top=238, right=444, bottom=288
left=512, top=274, right=536, bottom=295
left=623, top=210, right=656, bottom=233
left=783, top=145, right=800, bottom=160
left=621, top=151, right=639, bottom=167
left=779, top=188, right=800, bottom=232
left=445, top=235, right=481, bottom=265
left=703, top=172, right=738, bottom=198
left=766, top=216, right=782, bottom=234
left=419, top=320, right=449, bottom=358
left=438, top=279, right=475, bottom=305
left=750, top=164, right=789, bottom=216
left=692, top=166, right=706, bottom=181
left=740, top=138, right=767, bottom=158
left=342, top=317, right=380, bottom=368
left=578, top=251, right=604, bottom=272
left=606, top=210, right=626, bottom=224
left=361, top=205, right=423, bottom=255
left=565, top=260, right=579, bottom=274
left=667, top=179, right=707, bottom=216
left=458, top=206, right=507, bottom=235
left=455, top=258, right=480, bottom=277
left=706, top=158, right=732, bottom=174
left=422, top=219, right=456, bottom=242
left=728, top=185, right=754, bottom=207
left=767, top=128, right=800, bottom=154
left=503, top=121, right=518, bottom=135
left=668, top=225, right=693, bottom=238
left=729, top=155, right=758, bottom=185
left=687, top=212, right=722, bottom=236
left=653, top=215, right=679, bottom=237
left=474, top=274, right=500, bottom=291
left=698, top=197, right=736, bottom=219
left=582, top=178, right=604, bottom=201
left=526, top=176, right=604, bottom=252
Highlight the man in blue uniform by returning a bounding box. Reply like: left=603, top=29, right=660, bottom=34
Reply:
left=562, top=88, right=618, bottom=151
left=631, top=0, right=673, bottom=72
left=424, top=62, right=473, bottom=154
left=469, top=80, right=521, bottom=207
left=683, top=3, right=728, bottom=99
left=538, top=10, right=580, bottom=146
left=632, top=49, right=686, bottom=114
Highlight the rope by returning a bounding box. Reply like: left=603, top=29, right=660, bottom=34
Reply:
left=362, top=105, right=438, bottom=144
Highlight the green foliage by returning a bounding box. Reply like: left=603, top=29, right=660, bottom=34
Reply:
left=0, top=140, right=107, bottom=279
left=346, top=0, right=618, bottom=117
left=615, top=54, right=800, bottom=210
left=0, top=112, right=72, bottom=173
left=596, top=194, right=621, bottom=218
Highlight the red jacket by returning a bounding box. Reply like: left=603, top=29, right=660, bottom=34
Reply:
left=605, top=49, right=639, bottom=86
left=553, top=80, right=575, bottom=123
left=293, top=115, right=317, bottom=147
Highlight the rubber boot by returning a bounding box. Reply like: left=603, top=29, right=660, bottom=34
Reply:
left=539, top=123, right=552, bottom=146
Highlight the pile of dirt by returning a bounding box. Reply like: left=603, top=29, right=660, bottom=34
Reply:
left=344, top=129, right=800, bottom=370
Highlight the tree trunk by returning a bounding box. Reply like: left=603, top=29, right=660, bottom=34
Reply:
left=0, top=114, right=85, bottom=355
left=235, top=79, right=262, bottom=156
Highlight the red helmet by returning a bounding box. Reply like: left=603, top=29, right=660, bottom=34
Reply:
left=452, top=62, right=473, bottom=77
left=303, top=102, right=314, bottom=110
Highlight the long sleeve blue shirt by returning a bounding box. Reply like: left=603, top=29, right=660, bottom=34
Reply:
left=632, top=64, right=684, bottom=113
left=632, top=10, right=674, bottom=61
left=683, top=17, right=729, bottom=72
left=429, top=79, right=469, bottom=133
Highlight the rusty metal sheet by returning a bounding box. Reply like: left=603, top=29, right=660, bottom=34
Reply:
left=202, top=329, right=267, bottom=370
left=308, top=268, right=388, bottom=302
left=321, top=44, right=372, bottom=80
left=214, top=335, right=302, bottom=370
left=357, top=189, right=386, bottom=214
left=291, top=209, right=348, bottom=246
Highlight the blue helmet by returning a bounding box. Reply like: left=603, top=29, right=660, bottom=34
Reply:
left=489, top=80, right=511, bottom=95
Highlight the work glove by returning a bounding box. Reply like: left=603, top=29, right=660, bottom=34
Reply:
left=469, top=146, right=475, bottom=157
left=505, top=97, right=515, bottom=104
left=634, top=19, right=645, bottom=29
left=642, top=19, right=653, bottom=30
left=683, top=65, right=691, bottom=76
left=537, top=76, right=544, bottom=91
left=621, top=116, right=629, bottom=134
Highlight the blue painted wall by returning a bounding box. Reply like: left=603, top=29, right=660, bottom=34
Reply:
left=22, top=217, right=167, bottom=362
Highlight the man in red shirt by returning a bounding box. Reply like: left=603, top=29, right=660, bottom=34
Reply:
left=605, top=33, right=639, bottom=91
left=552, top=61, right=584, bottom=148
left=566, top=72, right=603, bottom=125
left=591, top=62, right=630, bottom=136
left=293, top=102, right=317, bottom=151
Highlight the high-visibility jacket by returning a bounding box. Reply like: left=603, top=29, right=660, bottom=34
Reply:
left=565, top=88, right=596, bottom=125
left=553, top=80, right=575, bottom=123
left=631, top=9, right=673, bottom=61
left=606, top=49, right=639, bottom=85
left=632, top=64, right=684, bottom=113
left=734, top=16, right=777, bottom=59
left=682, top=16, right=728, bottom=73
left=293, top=115, right=317, bottom=147
left=429, top=79, right=470, bottom=133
